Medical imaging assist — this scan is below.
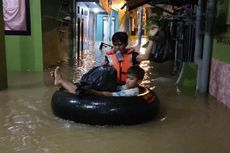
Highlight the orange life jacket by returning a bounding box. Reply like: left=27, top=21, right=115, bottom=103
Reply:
left=106, top=49, right=139, bottom=84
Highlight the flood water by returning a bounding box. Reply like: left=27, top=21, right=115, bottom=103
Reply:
left=1, top=42, right=230, bottom=153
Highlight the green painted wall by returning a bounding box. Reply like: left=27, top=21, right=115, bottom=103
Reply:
left=213, top=28, right=230, bottom=64
left=213, top=0, right=230, bottom=63
left=4, top=0, right=43, bottom=71
left=178, top=63, right=197, bottom=88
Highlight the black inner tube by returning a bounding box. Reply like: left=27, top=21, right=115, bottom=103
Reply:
left=51, top=87, right=159, bottom=125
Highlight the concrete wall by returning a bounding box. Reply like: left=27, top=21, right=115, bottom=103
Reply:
left=209, top=0, right=230, bottom=108
left=210, top=27, right=230, bottom=108
left=4, top=0, right=43, bottom=71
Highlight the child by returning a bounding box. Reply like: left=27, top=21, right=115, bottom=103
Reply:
left=53, top=65, right=145, bottom=97
left=87, top=65, right=145, bottom=96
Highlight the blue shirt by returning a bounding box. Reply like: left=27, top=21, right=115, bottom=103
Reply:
left=112, top=85, right=139, bottom=96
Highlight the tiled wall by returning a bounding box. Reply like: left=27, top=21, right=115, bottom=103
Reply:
left=209, top=58, right=230, bottom=108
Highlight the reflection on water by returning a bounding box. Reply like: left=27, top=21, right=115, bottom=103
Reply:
left=1, top=44, right=230, bottom=153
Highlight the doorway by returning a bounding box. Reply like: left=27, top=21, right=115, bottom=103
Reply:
left=103, top=16, right=109, bottom=42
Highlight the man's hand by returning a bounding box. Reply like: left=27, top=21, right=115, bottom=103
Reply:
left=149, top=25, right=159, bottom=38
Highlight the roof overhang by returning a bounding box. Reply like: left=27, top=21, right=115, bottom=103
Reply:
left=76, top=0, right=101, bottom=3
left=77, top=0, right=111, bottom=13
left=126, top=0, right=198, bottom=11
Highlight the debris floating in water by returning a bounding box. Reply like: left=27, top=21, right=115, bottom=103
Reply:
left=160, top=117, right=167, bottom=122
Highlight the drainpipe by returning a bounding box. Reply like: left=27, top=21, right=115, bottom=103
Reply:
left=137, top=6, right=143, bottom=45
left=72, top=0, right=76, bottom=59
left=109, top=12, right=112, bottom=41
left=194, top=0, right=204, bottom=91
left=125, top=5, right=129, bottom=33
left=199, top=0, right=217, bottom=93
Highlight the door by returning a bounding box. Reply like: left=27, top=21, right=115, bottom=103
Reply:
left=103, top=16, right=109, bottom=42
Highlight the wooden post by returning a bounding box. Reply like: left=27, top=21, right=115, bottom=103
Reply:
left=0, top=0, right=8, bottom=90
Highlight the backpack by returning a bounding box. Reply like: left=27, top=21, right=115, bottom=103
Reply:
left=75, top=65, right=117, bottom=95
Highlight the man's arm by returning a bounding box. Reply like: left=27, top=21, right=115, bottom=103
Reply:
left=136, top=26, right=159, bottom=61
left=88, top=87, right=139, bottom=97
left=88, top=89, right=113, bottom=96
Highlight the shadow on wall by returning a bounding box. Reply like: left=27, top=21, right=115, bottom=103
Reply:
left=41, top=0, right=71, bottom=68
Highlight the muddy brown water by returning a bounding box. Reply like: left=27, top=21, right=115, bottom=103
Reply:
left=1, top=45, right=230, bottom=153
